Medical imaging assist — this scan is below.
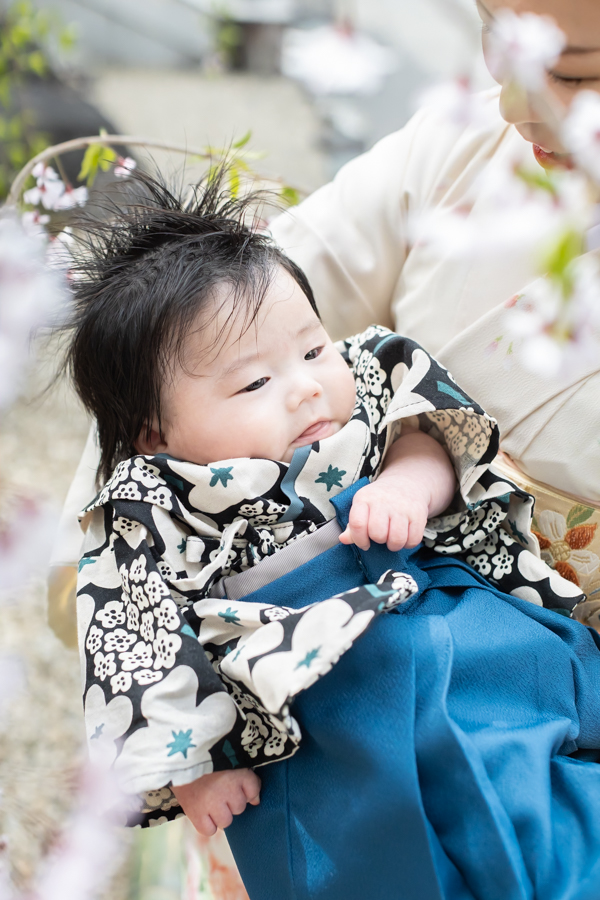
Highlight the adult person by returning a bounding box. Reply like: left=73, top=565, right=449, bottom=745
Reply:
left=265, top=0, right=600, bottom=612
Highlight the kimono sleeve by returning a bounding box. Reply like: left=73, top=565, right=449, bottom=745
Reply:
left=77, top=504, right=253, bottom=822
left=342, top=327, right=585, bottom=613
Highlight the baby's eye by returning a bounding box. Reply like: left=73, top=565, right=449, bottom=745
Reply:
left=304, top=346, right=323, bottom=361
left=240, top=377, right=269, bottom=393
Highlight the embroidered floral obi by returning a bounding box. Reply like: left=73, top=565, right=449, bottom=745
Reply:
left=493, top=452, right=600, bottom=632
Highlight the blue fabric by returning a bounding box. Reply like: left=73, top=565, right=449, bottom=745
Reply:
left=226, top=481, right=600, bottom=900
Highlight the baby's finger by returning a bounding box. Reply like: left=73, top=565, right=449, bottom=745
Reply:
left=211, top=803, right=234, bottom=831
left=347, top=499, right=370, bottom=550
left=406, top=514, right=427, bottom=548
left=365, top=506, right=390, bottom=546
left=338, top=526, right=353, bottom=545
left=242, top=770, right=261, bottom=805
left=387, top=514, right=409, bottom=552
left=196, top=814, right=218, bottom=837
left=227, top=787, right=249, bottom=817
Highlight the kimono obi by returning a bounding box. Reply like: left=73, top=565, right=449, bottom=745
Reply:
left=494, top=452, right=600, bottom=629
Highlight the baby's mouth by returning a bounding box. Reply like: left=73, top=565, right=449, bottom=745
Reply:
left=293, top=420, right=333, bottom=445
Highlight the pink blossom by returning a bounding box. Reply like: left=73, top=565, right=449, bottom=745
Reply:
left=487, top=10, right=565, bottom=91
left=114, top=157, right=137, bottom=178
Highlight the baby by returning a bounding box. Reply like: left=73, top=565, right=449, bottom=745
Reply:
left=131, top=266, right=456, bottom=835
left=69, top=171, right=582, bottom=843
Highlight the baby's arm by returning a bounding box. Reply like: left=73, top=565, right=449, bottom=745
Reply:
left=339, top=428, right=456, bottom=552
left=172, top=768, right=261, bottom=836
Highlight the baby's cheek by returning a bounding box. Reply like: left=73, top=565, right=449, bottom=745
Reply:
left=336, top=363, right=357, bottom=423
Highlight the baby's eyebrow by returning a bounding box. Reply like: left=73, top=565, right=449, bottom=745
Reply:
left=220, top=319, right=322, bottom=378
left=221, top=352, right=259, bottom=378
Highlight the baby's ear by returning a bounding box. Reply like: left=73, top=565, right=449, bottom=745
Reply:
left=135, top=422, right=168, bottom=455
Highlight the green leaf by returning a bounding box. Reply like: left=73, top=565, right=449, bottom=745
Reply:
left=78, top=142, right=117, bottom=186
left=543, top=229, right=586, bottom=296
left=514, top=164, right=556, bottom=197
left=280, top=185, right=300, bottom=207
left=566, top=504, right=595, bottom=529
left=232, top=130, right=251, bottom=150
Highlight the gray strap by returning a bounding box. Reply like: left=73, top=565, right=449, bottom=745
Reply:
left=210, top=518, right=343, bottom=601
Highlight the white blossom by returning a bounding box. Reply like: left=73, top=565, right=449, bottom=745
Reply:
left=114, top=157, right=136, bottom=178
left=34, top=764, right=127, bottom=900
left=417, top=79, right=498, bottom=130
left=53, top=185, right=88, bottom=210
left=412, top=161, right=591, bottom=261
left=505, top=257, right=600, bottom=377
left=0, top=494, right=57, bottom=594
left=0, top=213, right=68, bottom=409
left=23, top=163, right=65, bottom=211
left=487, top=10, right=565, bottom=91
left=563, top=90, right=600, bottom=182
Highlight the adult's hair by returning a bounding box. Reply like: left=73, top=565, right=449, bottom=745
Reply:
left=63, top=167, right=319, bottom=484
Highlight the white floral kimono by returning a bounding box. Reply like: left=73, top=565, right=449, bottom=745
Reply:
left=77, top=326, right=582, bottom=826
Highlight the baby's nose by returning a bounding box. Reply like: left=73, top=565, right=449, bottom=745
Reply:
left=288, top=377, right=322, bottom=408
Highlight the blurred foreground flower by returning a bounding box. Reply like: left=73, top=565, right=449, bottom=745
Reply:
left=486, top=9, right=565, bottom=90
left=33, top=764, right=127, bottom=900
left=417, top=79, right=498, bottom=130
left=412, top=158, right=592, bottom=261
left=0, top=213, right=68, bottom=409
left=0, top=494, right=57, bottom=595
left=563, top=91, right=600, bottom=183
left=505, top=253, right=600, bottom=377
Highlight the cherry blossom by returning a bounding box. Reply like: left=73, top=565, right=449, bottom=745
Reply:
left=505, top=257, right=600, bottom=377
left=563, top=90, right=600, bottom=182
left=114, top=156, right=136, bottom=178
left=486, top=10, right=565, bottom=91
left=0, top=213, right=67, bottom=409
left=53, top=185, right=88, bottom=210
left=417, top=79, right=498, bottom=130
left=23, top=163, right=66, bottom=211
left=21, top=210, right=50, bottom=233
left=34, top=763, right=128, bottom=900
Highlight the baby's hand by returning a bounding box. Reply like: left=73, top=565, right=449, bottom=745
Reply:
left=339, top=430, right=456, bottom=552
left=171, top=768, right=261, bottom=836
left=339, top=478, right=428, bottom=552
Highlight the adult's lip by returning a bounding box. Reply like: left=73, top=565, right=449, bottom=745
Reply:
left=532, top=143, right=573, bottom=170
left=293, top=420, right=332, bottom=444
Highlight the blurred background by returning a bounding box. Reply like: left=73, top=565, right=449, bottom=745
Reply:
left=0, top=0, right=491, bottom=896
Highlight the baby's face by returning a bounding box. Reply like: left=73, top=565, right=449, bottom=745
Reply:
left=145, top=268, right=356, bottom=465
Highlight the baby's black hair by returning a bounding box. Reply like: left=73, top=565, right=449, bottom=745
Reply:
left=64, top=167, right=318, bottom=484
